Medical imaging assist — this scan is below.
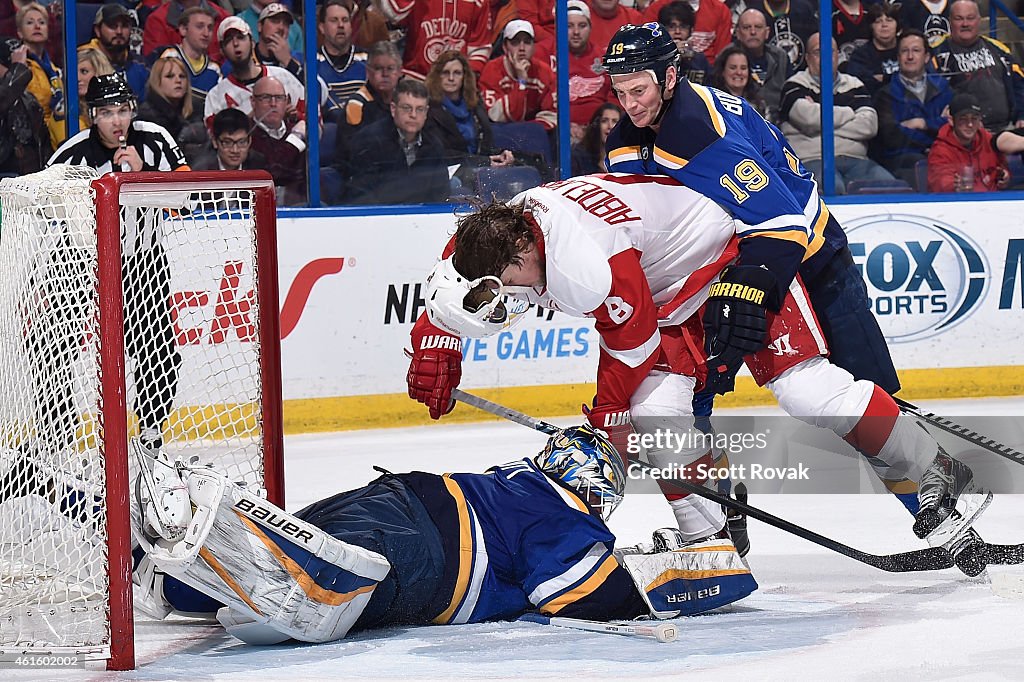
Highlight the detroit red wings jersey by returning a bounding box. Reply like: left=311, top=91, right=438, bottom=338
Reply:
left=506, top=174, right=739, bottom=411
left=379, top=0, right=492, bottom=79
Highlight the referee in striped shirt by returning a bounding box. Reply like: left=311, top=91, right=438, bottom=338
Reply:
left=46, top=73, right=187, bottom=454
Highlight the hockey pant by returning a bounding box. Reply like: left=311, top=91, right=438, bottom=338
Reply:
left=131, top=466, right=391, bottom=645
left=631, top=277, right=935, bottom=539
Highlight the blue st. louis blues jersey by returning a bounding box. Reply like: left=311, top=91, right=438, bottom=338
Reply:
left=402, top=459, right=645, bottom=625
left=606, top=79, right=846, bottom=303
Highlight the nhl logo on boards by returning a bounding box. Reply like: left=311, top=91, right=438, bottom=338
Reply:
left=846, top=214, right=988, bottom=343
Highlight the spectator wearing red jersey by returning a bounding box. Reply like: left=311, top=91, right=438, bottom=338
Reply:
left=588, top=0, right=643, bottom=55
left=143, top=0, right=230, bottom=63
left=378, top=0, right=492, bottom=80
left=479, top=19, right=557, bottom=130
left=643, top=0, right=731, bottom=62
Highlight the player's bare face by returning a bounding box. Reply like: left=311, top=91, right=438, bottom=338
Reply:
left=567, top=15, right=590, bottom=53
left=500, top=244, right=545, bottom=289
left=182, top=16, right=214, bottom=52
left=611, top=72, right=664, bottom=129
left=94, top=104, right=133, bottom=149
left=319, top=6, right=352, bottom=55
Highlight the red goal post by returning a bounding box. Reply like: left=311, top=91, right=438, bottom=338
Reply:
left=0, top=168, right=284, bottom=670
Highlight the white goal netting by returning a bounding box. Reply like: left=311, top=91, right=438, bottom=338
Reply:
left=0, top=166, right=281, bottom=667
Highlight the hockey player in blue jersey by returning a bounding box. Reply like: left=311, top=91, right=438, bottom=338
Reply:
left=130, top=427, right=756, bottom=644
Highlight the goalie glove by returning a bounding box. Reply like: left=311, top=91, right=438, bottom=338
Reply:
left=407, top=315, right=463, bottom=420
left=701, top=265, right=777, bottom=396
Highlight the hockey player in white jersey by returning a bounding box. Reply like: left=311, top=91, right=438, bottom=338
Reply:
left=406, top=173, right=988, bottom=575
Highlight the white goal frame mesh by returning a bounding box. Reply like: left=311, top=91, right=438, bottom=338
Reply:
left=0, top=168, right=283, bottom=670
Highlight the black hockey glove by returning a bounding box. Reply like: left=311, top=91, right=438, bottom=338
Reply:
left=702, top=266, right=777, bottom=396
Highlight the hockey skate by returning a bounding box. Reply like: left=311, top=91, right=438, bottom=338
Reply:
left=913, top=447, right=992, bottom=577
left=726, top=482, right=750, bottom=558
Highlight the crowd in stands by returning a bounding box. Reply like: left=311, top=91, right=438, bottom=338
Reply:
left=4, top=0, right=1024, bottom=202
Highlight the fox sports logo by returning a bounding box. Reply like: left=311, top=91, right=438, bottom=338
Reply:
left=846, top=214, right=988, bottom=343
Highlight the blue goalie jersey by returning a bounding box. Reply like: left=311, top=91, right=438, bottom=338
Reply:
left=605, top=78, right=847, bottom=302
left=401, top=459, right=645, bottom=625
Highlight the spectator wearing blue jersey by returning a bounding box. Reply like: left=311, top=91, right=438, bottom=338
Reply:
left=871, top=29, right=952, bottom=185
left=153, top=7, right=222, bottom=116
left=317, top=0, right=368, bottom=122
left=779, top=33, right=897, bottom=194
left=83, top=4, right=149, bottom=99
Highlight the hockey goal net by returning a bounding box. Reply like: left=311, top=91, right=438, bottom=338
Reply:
left=0, top=167, right=284, bottom=670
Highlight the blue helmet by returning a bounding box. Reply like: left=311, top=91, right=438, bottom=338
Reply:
left=535, top=425, right=627, bottom=520
left=602, top=22, right=680, bottom=84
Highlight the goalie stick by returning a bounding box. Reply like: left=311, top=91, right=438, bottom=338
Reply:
left=450, top=388, right=955, bottom=573
left=518, top=613, right=677, bottom=643
left=895, top=397, right=1024, bottom=467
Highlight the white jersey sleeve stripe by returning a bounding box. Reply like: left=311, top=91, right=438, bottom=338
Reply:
left=451, top=502, right=489, bottom=625
left=528, top=543, right=609, bottom=606
left=598, top=328, right=661, bottom=368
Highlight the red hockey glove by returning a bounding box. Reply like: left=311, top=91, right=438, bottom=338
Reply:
left=584, top=400, right=636, bottom=464
left=407, top=318, right=463, bottom=420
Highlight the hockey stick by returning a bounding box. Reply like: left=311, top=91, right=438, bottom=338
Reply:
left=895, top=397, right=1024, bottom=467
left=518, top=613, right=677, bottom=643
left=451, top=388, right=954, bottom=573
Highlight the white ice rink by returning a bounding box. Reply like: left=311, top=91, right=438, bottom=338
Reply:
left=10, top=397, right=1024, bottom=681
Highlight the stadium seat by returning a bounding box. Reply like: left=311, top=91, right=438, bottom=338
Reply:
left=320, top=121, right=338, bottom=168
left=914, top=159, right=929, bottom=193
left=475, top=166, right=543, bottom=202
left=845, top=179, right=914, bottom=195
left=490, top=122, right=553, bottom=163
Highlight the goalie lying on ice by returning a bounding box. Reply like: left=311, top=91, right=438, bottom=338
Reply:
left=131, top=427, right=756, bottom=645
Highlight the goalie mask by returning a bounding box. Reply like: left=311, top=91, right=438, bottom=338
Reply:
left=535, top=425, right=626, bottom=521
left=425, top=256, right=530, bottom=338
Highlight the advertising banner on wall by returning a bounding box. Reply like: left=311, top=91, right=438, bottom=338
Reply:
left=273, top=201, right=1024, bottom=402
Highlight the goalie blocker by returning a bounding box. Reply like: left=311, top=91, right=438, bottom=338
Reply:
left=132, top=430, right=757, bottom=644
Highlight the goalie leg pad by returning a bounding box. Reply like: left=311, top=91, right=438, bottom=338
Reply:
left=140, top=468, right=391, bottom=643
left=620, top=537, right=757, bottom=618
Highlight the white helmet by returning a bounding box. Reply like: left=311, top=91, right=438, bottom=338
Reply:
left=425, top=257, right=529, bottom=338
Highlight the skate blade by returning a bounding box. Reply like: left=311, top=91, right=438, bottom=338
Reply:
left=926, top=489, right=993, bottom=549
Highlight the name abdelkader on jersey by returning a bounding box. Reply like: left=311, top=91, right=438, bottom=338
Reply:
left=605, top=78, right=847, bottom=299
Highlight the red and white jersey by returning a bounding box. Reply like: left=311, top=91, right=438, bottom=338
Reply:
left=379, top=0, right=492, bottom=79
left=504, top=174, right=739, bottom=411
left=203, top=65, right=309, bottom=126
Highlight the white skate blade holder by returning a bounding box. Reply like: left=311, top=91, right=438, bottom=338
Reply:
left=924, top=487, right=993, bottom=550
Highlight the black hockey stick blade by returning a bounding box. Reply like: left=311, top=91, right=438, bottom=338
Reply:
left=451, top=389, right=955, bottom=574
left=894, top=397, right=1024, bottom=467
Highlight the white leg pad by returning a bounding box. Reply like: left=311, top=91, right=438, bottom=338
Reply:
left=134, top=467, right=391, bottom=643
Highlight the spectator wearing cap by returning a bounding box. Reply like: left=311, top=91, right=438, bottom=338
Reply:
left=0, top=36, right=51, bottom=174
left=238, top=0, right=305, bottom=56
left=317, top=0, right=368, bottom=120
left=143, top=0, right=230, bottom=62
left=252, top=4, right=304, bottom=81
left=660, top=1, right=712, bottom=87
left=16, top=2, right=64, bottom=148
left=343, top=78, right=450, bottom=204
left=203, top=16, right=307, bottom=126
left=871, top=29, right=951, bottom=185
left=932, top=0, right=1024, bottom=133
left=82, top=4, right=149, bottom=99
left=928, top=92, right=1010, bottom=192
left=845, top=2, right=901, bottom=97
left=534, top=0, right=613, bottom=141
left=478, top=20, right=557, bottom=131
left=248, top=75, right=309, bottom=206
left=192, top=108, right=268, bottom=172
left=732, top=8, right=790, bottom=119
left=377, top=0, right=491, bottom=80
left=644, top=0, right=732, bottom=62
left=154, top=7, right=221, bottom=115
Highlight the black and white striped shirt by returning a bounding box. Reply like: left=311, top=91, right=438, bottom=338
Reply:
left=47, top=120, right=189, bottom=255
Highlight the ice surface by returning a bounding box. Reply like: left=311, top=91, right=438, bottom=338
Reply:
left=7, top=397, right=1024, bottom=680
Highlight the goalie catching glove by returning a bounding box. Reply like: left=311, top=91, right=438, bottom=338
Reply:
left=407, top=315, right=463, bottom=419
left=702, top=265, right=778, bottom=395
